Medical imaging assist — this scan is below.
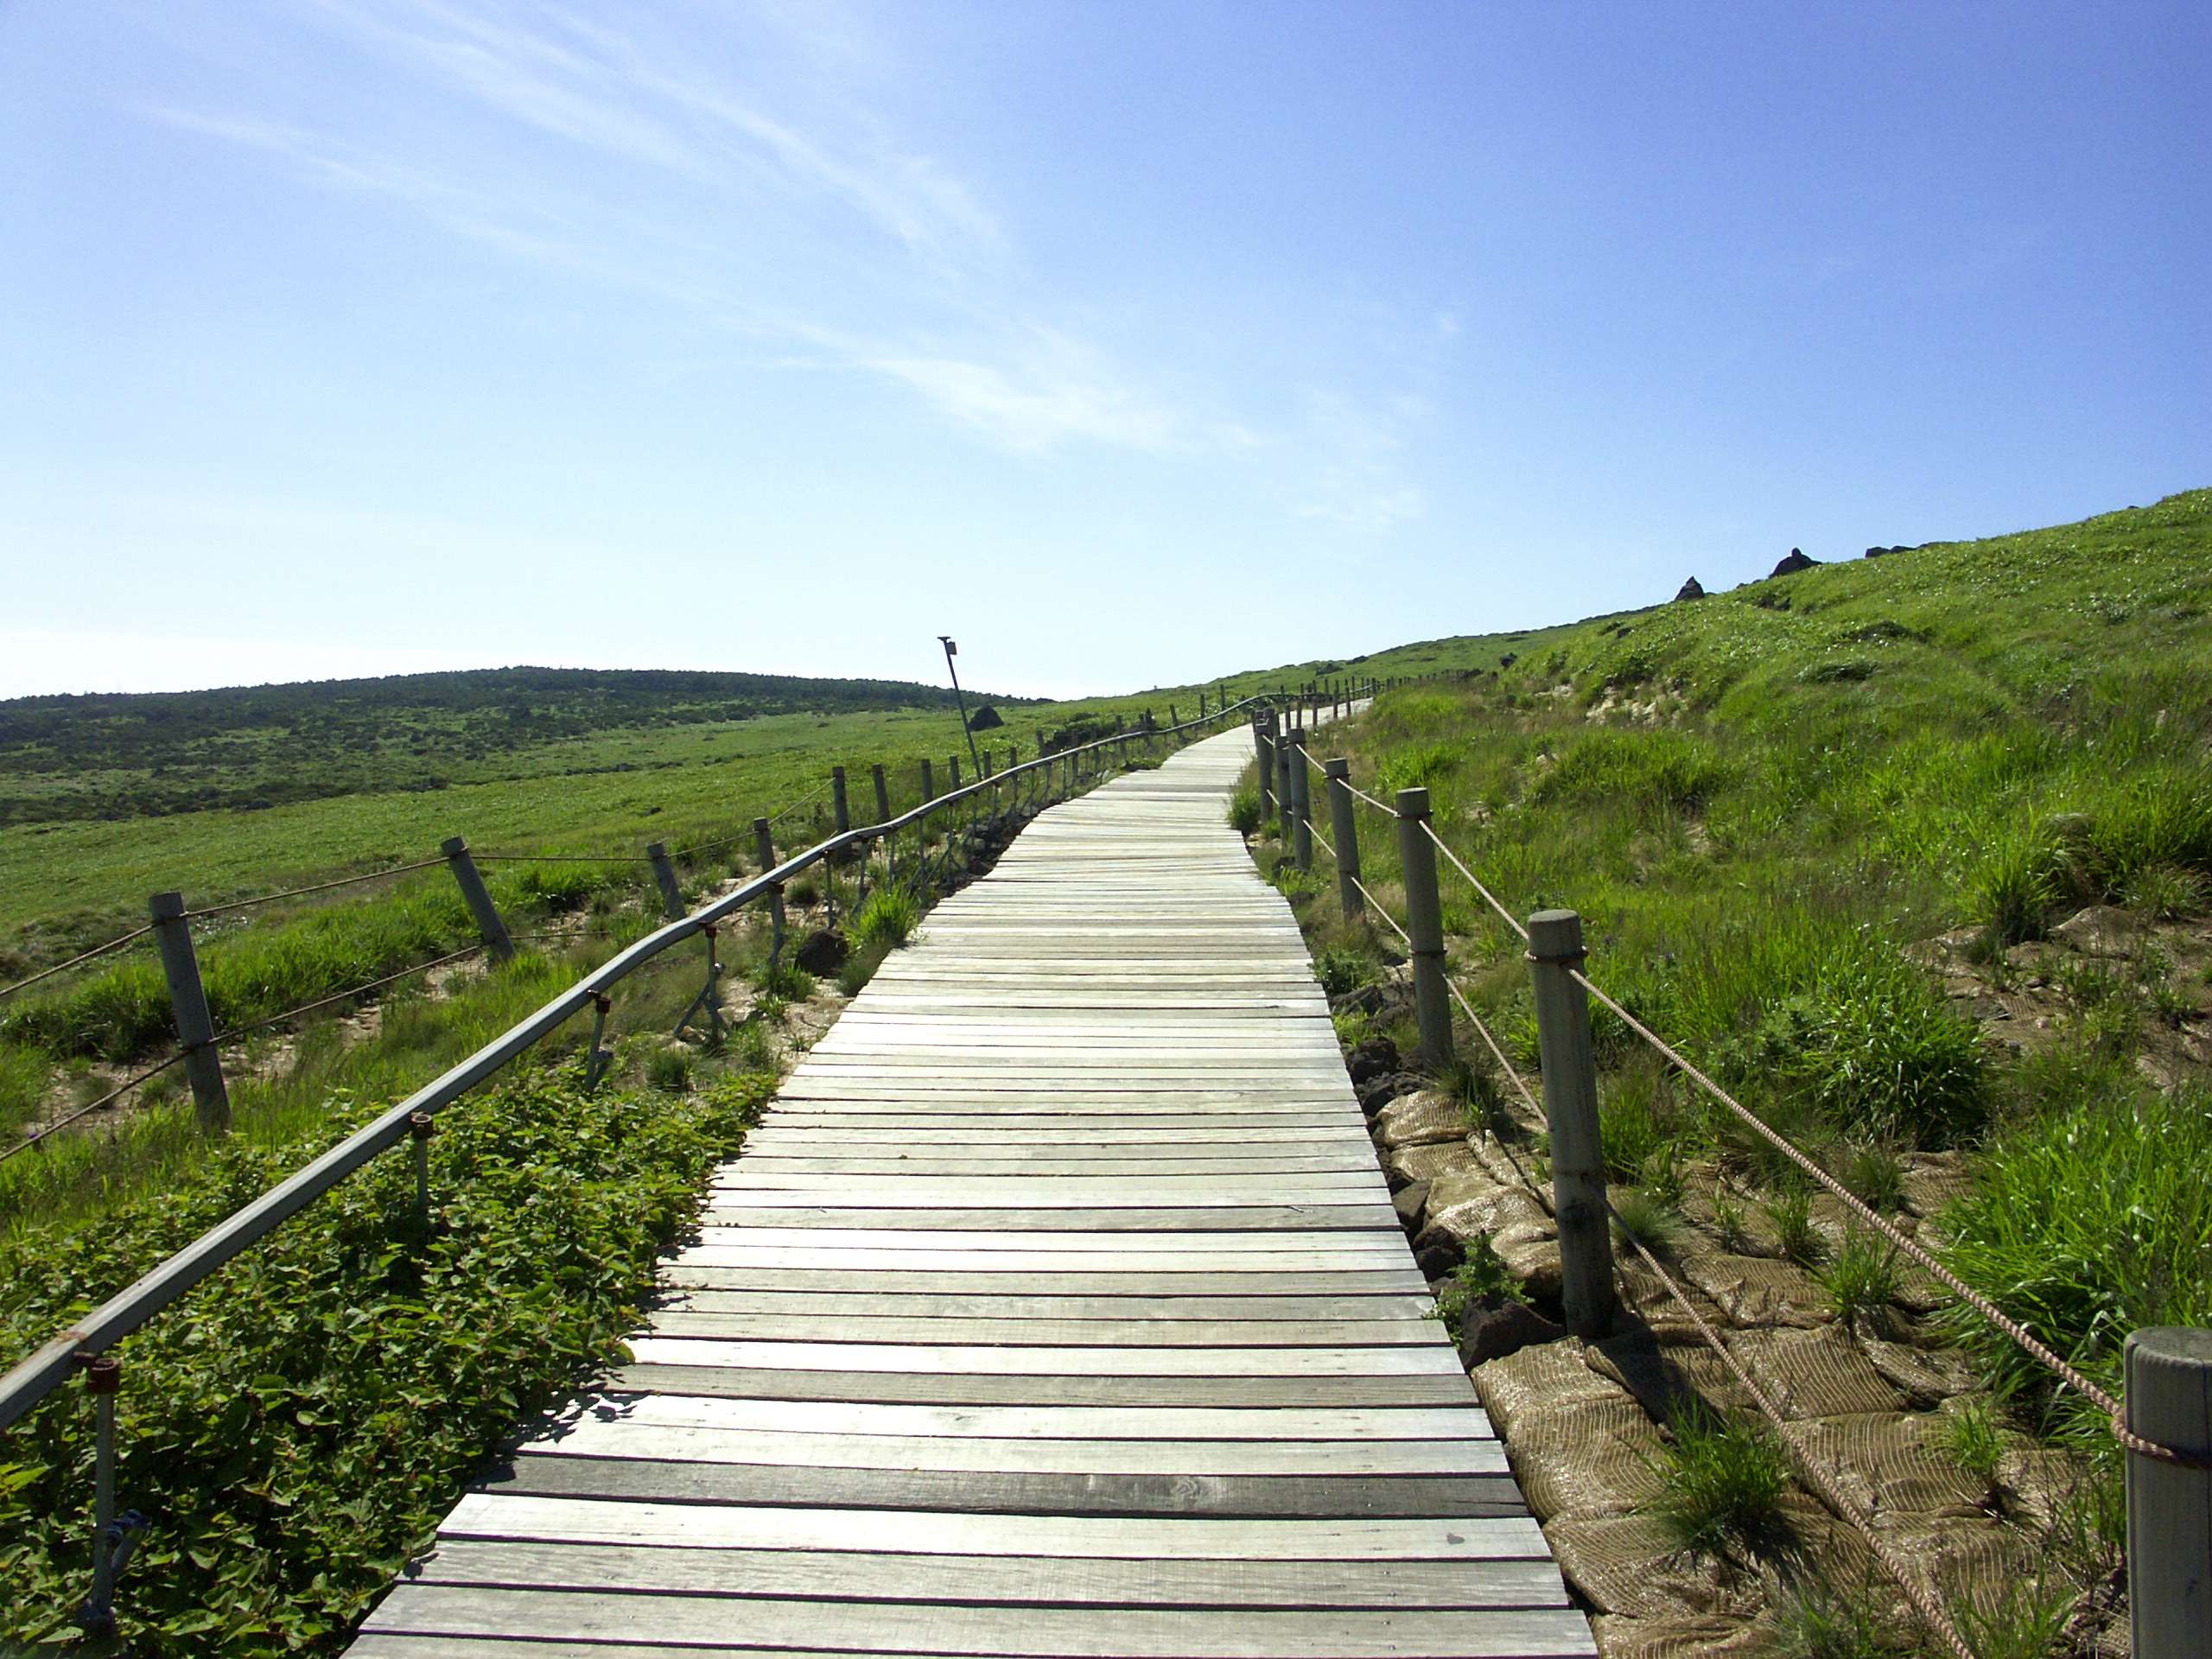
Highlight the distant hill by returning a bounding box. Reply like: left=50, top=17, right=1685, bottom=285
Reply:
left=0, top=666, right=1031, bottom=826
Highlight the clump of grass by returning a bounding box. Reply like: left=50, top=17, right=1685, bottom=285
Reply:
left=1710, top=1182, right=1752, bottom=1252
left=1767, top=1577, right=1915, bottom=1659
left=2120, top=861, right=2208, bottom=920
left=837, top=938, right=893, bottom=996
left=1642, top=1396, right=1789, bottom=1554
left=1611, top=1185, right=1688, bottom=1258
left=1227, top=784, right=1262, bottom=836
left=1947, top=1573, right=2078, bottom=1659
left=751, top=959, right=815, bottom=1000
left=1967, top=826, right=2060, bottom=947
left=730, top=1018, right=776, bottom=1071
left=1763, top=1185, right=1827, bottom=1267
left=1943, top=1399, right=2005, bottom=1497
left=642, top=1044, right=695, bottom=1093
left=1820, top=1230, right=1900, bottom=1330
left=1836, top=1138, right=1905, bottom=1212
left=852, top=887, right=922, bottom=950
left=788, top=877, right=821, bottom=907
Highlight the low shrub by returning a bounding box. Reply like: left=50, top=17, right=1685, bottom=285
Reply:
left=1312, top=946, right=1374, bottom=998
left=1227, top=785, right=1262, bottom=836
left=1820, top=1229, right=1900, bottom=1329
left=851, top=887, right=922, bottom=950
left=0, top=1066, right=771, bottom=1653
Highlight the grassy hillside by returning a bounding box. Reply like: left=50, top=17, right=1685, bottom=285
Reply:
left=0, top=665, right=1038, bottom=826
left=1242, top=486, right=2211, bottom=1639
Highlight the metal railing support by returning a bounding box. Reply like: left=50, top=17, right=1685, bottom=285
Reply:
left=1287, top=729, right=1312, bottom=872
left=583, top=991, right=614, bottom=1091
left=441, top=837, right=514, bottom=964
left=1393, top=789, right=1454, bottom=1071
left=149, top=892, right=228, bottom=1133
left=1525, top=908, right=1617, bottom=1338
left=78, top=1355, right=143, bottom=1637
left=408, top=1112, right=434, bottom=1223
left=2126, top=1327, right=2212, bottom=1658
left=646, top=842, right=683, bottom=921
left=1325, top=759, right=1361, bottom=922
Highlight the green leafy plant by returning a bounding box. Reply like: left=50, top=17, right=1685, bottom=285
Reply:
left=851, top=887, right=922, bottom=950
left=1431, top=1235, right=1527, bottom=1339
left=1611, top=1185, right=1688, bottom=1258
left=1227, top=784, right=1262, bottom=836
left=1763, top=1185, right=1827, bottom=1267
left=1820, top=1229, right=1901, bottom=1330
left=1943, top=1398, right=2005, bottom=1497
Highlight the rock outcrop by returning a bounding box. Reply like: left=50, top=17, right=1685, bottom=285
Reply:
left=1770, top=548, right=1818, bottom=576
left=1674, top=576, right=1705, bottom=601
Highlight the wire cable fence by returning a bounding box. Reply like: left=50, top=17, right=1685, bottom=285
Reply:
left=0, top=926, right=156, bottom=1005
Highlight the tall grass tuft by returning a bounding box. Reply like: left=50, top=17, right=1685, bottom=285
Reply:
left=852, top=887, right=922, bottom=950
left=1642, top=1396, right=1789, bottom=1554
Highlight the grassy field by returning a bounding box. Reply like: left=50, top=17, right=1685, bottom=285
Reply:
left=1241, top=486, right=2211, bottom=1634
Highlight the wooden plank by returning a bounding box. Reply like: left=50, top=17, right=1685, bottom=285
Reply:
left=434, top=1493, right=1549, bottom=1559
left=515, top=1416, right=1505, bottom=1476
left=574, top=1395, right=1492, bottom=1441
left=363, top=1590, right=1595, bottom=1656
left=610, top=1364, right=1476, bottom=1409
left=410, top=1539, right=1573, bottom=1606
left=640, top=1313, right=1440, bottom=1347
left=657, top=1267, right=1434, bottom=1296
left=622, top=1338, right=1465, bottom=1378
left=652, top=1290, right=1439, bottom=1321
left=677, top=1226, right=1409, bottom=1252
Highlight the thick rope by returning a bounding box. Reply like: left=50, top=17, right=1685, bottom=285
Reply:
left=181, top=859, right=447, bottom=918
left=1421, top=821, right=1529, bottom=941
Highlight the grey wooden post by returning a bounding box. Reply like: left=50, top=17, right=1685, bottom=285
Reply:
left=920, top=759, right=935, bottom=801
left=1525, top=909, right=1617, bottom=1338
left=831, top=767, right=850, bottom=834
left=441, top=836, right=513, bottom=963
left=871, top=764, right=890, bottom=824
left=1325, top=759, right=1361, bottom=922
left=1287, top=729, right=1313, bottom=871
left=1255, top=721, right=1276, bottom=819
left=1392, top=789, right=1454, bottom=1071
left=2126, top=1327, right=2212, bottom=1657
left=645, top=842, right=683, bottom=920
left=149, top=891, right=228, bottom=1132
left=1275, top=734, right=1295, bottom=842
left=949, top=755, right=961, bottom=791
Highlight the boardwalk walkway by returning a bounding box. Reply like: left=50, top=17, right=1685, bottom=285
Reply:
left=348, top=726, right=1592, bottom=1657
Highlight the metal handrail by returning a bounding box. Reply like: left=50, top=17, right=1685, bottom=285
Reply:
left=0, top=695, right=1269, bottom=1432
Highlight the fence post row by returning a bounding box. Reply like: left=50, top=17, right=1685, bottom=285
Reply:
left=1523, top=908, right=1617, bottom=1339
left=645, top=842, right=684, bottom=921
left=1287, top=729, right=1312, bottom=873
left=2126, top=1327, right=2212, bottom=1658
left=149, top=890, right=227, bottom=1132
left=1325, top=759, right=1361, bottom=922
left=1391, top=789, right=1454, bottom=1072
left=441, top=836, right=514, bottom=964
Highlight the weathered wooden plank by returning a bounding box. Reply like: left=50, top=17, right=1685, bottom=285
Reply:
left=363, top=1589, right=1596, bottom=1656
left=574, top=1394, right=1493, bottom=1440
left=657, top=1267, right=1433, bottom=1296
left=621, top=1338, right=1466, bottom=1378
left=609, top=1364, right=1477, bottom=1409
left=409, top=1539, right=1572, bottom=1607
left=652, top=1290, right=1439, bottom=1322
left=677, top=1226, right=1408, bottom=1253
left=640, top=1313, right=1440, bottom=1347
left=435, top=1493, right=1548, bottom=1559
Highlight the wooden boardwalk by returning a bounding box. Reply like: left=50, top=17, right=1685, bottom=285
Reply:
left=349, top=727, right=1592, bottom=1658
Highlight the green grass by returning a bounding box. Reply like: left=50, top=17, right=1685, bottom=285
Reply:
left=1642, top=1396, right=1790, bottom=1554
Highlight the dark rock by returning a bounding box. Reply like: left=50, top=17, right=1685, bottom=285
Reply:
left=1770, top=549, right=1818, bottom=577
left=968, top=703, right=1004, bottom=731
left=1673, top=576, right=1705, bottom=601
left=1346, top=1036, right=1400, bottom=1086
left=795, top=927, right=849, bottom=974
left=1414, top=1242, right=1463, bottom=1279
left=1864, top=545, right=1898, bottom=558
left=1357, top=1071, right=1415, bottom=1116
left=1457, top=1297, right=1567, bottom=1368
left=1392, top=1180, right=1430, bottom=1230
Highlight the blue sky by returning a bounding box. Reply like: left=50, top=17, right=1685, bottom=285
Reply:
left=3, top=2, right=2204, bottom=700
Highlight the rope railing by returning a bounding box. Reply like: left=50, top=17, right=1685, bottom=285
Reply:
left=179, top=859, right=449, bottom=920
left=0, top=926, right=156, bottom=1004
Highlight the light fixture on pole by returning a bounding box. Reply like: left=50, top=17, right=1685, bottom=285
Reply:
left=939, top=635, right=982, bottom=775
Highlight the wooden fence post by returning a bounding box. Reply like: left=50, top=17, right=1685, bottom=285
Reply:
left=1325, top=759, right=1361, bottom=922
left=871, top=765, right=890, bottom=825
left=831, top=767, right=850, bottom=835
left=1525, top=908, right=1617, bottom=1338
left=1275, top=731, right=1295, bottom=843
left=440, top=837, right=513, bottom=963
left=1393, top=789, right=1454, bottom=1071
left=1287, top=729, right=1312, bottom=872
left=2126, top=1327, right=2212, bottom=1658
left=1265, top=716, right=1282, bottom=823
left=149, top=892, right=228, bottom=1133
left=753, top=817, right=786, bottom=963
left=949, top=755, right=961, bottom=791
left=920, top=759, right=935, bottom=802
left=645, top=842, right=683, bottom=920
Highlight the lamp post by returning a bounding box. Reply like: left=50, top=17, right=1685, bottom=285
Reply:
left=939, top=635, right=982, bottom=776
